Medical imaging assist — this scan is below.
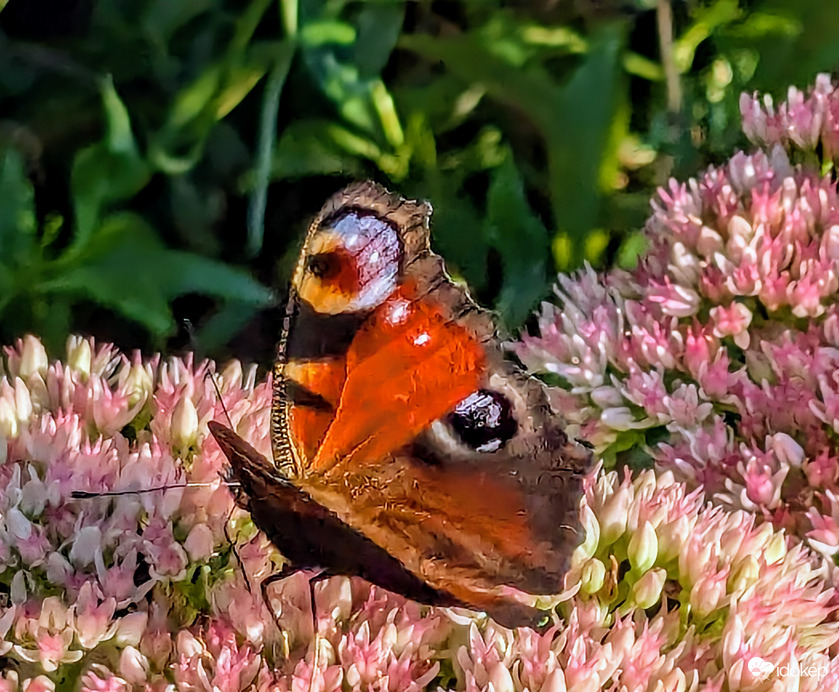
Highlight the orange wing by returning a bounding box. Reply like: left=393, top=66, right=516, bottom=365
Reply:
left=265, top=182, right=590, bottom=627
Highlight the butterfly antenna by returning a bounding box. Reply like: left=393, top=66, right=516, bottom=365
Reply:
left=205, top=367, right=235, bottom=429
left=69, top=481, right=229, bottom=500
left=181, top=318, right=207, bottom=361
left=72, top=369, right=243, bottom=501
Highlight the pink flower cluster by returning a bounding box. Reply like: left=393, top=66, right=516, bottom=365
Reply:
left=514, top=73, right=839, bottom=684
left=741, top=74, right=839, bottom=160
left=518, top=78, right=839, bottom=560
left=0, top=336, right=458, bottom=690
left=1, top=324, right=838, bottom=690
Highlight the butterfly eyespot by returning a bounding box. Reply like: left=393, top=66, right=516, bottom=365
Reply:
left=307, top=253, right=340, bottom=280
left=445, top=389, right=518, bottom=453
left=296, top=211, right=401, bottom=314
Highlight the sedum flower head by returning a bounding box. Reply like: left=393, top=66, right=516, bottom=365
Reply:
left=509, top=74, right=839, bottom=689
left=741, top=73, right=839, bottom=162
left=517, top=79, right=839, bottom=577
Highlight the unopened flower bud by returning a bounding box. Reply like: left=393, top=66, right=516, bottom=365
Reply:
left=599, top=486, right=631, bottom=545
left=171, top=397, right=199, bottom=450
left=66, top=336, right=92, bottom=378
left=580, top=558, right=606, bottom=595
left=690, top=570, right=728, bottom=618
left=119, top=646, right=149, bottom=684
left=19, top=336, right=48, bottom=380
left=729, top=555, right=760, bottom=594
left=764, top=532, right=786, bottom=565
left=631, top=568, right=666, bottom=609
left=628, top=521, right=658, bottom=573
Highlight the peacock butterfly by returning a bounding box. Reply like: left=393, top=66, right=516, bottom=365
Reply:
left=208, top=182, right=591, bottom=630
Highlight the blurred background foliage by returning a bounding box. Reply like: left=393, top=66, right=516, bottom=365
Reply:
left=1, top=0, right=839, bottom=362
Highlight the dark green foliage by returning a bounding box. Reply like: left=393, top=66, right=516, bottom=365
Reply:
left=1, top=0, right=838, bottom=358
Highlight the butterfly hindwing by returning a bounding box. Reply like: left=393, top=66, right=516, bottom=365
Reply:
left=209, top=421, right=463, bottom=610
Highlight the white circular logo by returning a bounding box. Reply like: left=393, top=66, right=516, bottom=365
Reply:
left=748, top=656, right=774, bottom=678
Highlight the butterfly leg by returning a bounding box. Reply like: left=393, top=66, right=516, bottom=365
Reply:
left=303, top=570, right=333, bottom=692
left=258, top=563, right=311, bottom=661
left=305, top=569, right=331, bottom=629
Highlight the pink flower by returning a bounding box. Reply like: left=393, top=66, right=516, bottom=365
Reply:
left=742, top=74, right=839, bottom=161
left=709, top=302, right=753, bottom=348
left=141, top=518, right=188, bottom=580
left=184, top=523, right=215, bottom=561
left=12, top=597, right=82, bottom=672
left=22, top=676, right=54, bottom=692
left=73, top=582, right=117, bottom=649
left=172, top=622, right=261, bottom=692
left=80, top=666, right=131, bottom=692
left=808, top=491, right=839, bottom=556
left=521, top=101, right=839, bottom=573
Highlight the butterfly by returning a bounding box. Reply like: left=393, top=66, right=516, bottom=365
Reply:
left=209, top=181, right=591, bottom=630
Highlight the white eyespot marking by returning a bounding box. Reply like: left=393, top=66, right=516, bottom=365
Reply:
left=295, top=212, right=400, bottom=314
left=385, top=299, right=411, bottom=325
left=413, top=332, right=431, bottom=346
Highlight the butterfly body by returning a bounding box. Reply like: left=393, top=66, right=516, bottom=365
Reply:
left=211, top=182, right=591, bottom=629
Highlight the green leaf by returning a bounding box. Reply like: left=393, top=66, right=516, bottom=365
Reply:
left=247, top=41, right=296, bottom=257
left=141, top=0, right=214, bottom=45
left=425, top=189, right=489, bottom=296
left=277, top=109, right=405, bottom=181
left=733, top=0, right=839, bottom=90
left=674, top=0, right=742, bottom=73
left=101, top=75, right=142, bottom=158
left=399, top=31, right=560, bottom=137
left=354, top=3, right=405, bottom=79
left=215, top=51, right=276, bottom=120
left=151, top=39, right=290, bottom=176
left=271, top=120, right=365, bottom=180
left=547, top=24, right=623, bottom=262
left=167, top=64, right=223, bottom=131
left=0, top=148, right=37, bottom=266
left=300, top=19, right=356, bottom=47
left=401, top=23, right=625, bottom=264
left=601, top=430, right=647, bottom=469
left=300, top=8, right=404, bottom=145
left=70, top=78, right=151, bottom=252
left=153, top=250, right=274, bottom=308
left=41, top=214, right=273, bottom=339
left=230, top=0, right=273, bottom=56
left=42, top=216, right=175, bottom=336
left=486, top=155, right=550, bottom=329
left=616, top=231, right=648, bottom=270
